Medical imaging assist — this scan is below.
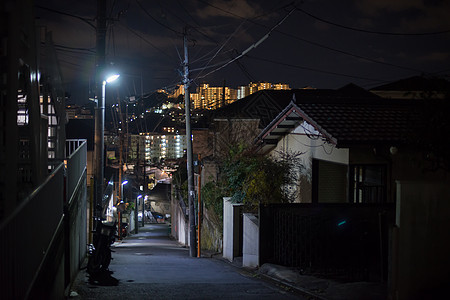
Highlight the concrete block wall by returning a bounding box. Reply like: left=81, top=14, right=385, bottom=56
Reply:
left=243, top=213, right=259, bottom=268
left=223, top=198, right=243, bottom=262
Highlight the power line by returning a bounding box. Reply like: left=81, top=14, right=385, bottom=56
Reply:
left=116, top=21, right=176, bottom=61
left=51, top=44, right=96, bottom=54
left=295, top=6, right=450, bottom=36
left=192, top=20, right=247, bottom=82
left=36, top=5, right=96, bottom=29
left=245, top=55, right=386, bottom=82
left=193, top=8, right=295, bottom=81
left=197, top=0, right=427, bottom=74
left=135, top=0, right=183, bottom=35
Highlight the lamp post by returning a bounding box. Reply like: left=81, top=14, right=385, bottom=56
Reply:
left=118, top=179, right=127, bottom=240
left=136, top=195, right=142, bottom=233
left=94, top=74, right=120, bottom=218
left=121, top=180, right=128, bottom=203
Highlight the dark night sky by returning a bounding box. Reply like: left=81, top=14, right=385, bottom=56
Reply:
left=35, top=0, right=450, bottom=104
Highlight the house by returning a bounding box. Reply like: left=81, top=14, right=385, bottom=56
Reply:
left=252, top=85, right=450, bottom=299
left=254, top=88, right=442, bottom=204
left=370, top=75, right=450, bottom=99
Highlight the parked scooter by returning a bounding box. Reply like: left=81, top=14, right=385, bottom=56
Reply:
left=87, top=216, right=117, bottom=274
left=120, top=222, right=128, bottom=238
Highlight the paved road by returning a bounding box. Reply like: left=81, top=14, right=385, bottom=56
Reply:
left=70, top=223, right=305, bottom=299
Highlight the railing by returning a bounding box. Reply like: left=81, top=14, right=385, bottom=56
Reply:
left=64, top=139, right=88, bottom=288
left=0, top=139, right=88, bottom=299
left=65, top=139, right=87, bottom=203
left=0, top=164, right=65, bottom=299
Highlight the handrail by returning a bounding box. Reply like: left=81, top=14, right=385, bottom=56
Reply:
left=0, top=163, right=64, bottom=231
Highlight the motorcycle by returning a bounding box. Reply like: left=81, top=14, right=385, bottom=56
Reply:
left=87, top=216, right=117, bottom=274
left=120, top=222, right=128, bottom=238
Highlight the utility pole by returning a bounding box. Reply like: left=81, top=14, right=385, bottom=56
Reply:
left=135, top=141, right=139, bottom=234
left=141, top=73, right=145, bottom=227
left=94, top=0, right=106, bottom=217
left=183, top=27, right=197, bottom=257
left=197, top=154, right=202, bottom=257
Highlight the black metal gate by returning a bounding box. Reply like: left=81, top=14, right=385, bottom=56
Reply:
left=259, top=203, right=394, bottom=282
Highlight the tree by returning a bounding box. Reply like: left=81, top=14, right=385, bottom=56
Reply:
left=203, top=144, right=304, bottom=214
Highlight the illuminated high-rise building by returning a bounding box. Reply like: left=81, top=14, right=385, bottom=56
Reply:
left=237, top=82, right=290, bottom=99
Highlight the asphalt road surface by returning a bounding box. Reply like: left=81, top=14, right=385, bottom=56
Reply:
left=70, top=223, right=306, bottom=299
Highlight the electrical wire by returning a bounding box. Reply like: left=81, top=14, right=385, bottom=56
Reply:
left=196, top=0, right=427, bottom=74
left=245, top=55, right=386, bottom=83
left=51, top=44, right=96, bottom=53
left=35, top=5, right=96, bottom=29
left=295, top=6, right=450, bottom=36
left=192, top=20, right=248, bottom=82
left=135, top=0, right=183, bottom=35
left=116, top=21, right=176, bottom=61
left=194, top=8, right=296, bottom=81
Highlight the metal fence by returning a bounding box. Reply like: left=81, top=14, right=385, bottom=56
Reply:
left=64, top=139, right=87, bottom=288
left=0, top=163, right=65, bottom=299
left=260, top=203, right=394, bottom=282
left=65, top=139, right=87, bottom=203
left=0, top=139, right=88, bottom=299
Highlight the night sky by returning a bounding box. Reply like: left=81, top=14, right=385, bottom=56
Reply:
left=35, top=0, right=450, bottom=104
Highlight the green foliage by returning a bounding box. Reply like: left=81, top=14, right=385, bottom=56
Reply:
left=201, top=180, right=226, bottom=222
left=123, top=201, right=135, bottom=214
left=220, top=144, right=303, bottom=212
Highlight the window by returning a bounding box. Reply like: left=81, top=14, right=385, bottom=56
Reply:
left=312, top=159, right=348, bottom=203
left=349, top=164, right=387, bottom=203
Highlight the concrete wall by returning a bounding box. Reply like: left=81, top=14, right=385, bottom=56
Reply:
left=223, top=198, right=243, bottom=262
left=242, top=213, right=259, bottom=268
left=201, top=206, right=223, bottom=252
left=269, top=125, right=349, bottom=203
left=392, top=181, right=450, bottom=300
left=170, top=188, right=189, bottom=246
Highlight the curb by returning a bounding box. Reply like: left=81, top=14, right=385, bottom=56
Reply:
left=257, top=273, right=329, bottom=300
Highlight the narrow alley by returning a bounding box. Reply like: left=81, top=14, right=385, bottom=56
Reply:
left=69, top=223, right=305, bottom=299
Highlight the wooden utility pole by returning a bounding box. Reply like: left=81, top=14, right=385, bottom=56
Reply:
left=183, top=27, right=197, bottom=257
left=197, top=154, right=202, bottom=257
left=94, top=0, right=106, bottom=217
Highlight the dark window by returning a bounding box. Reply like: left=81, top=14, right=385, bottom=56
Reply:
left=349, top=164, right=387, bottom=203
left=312, top=159, right=348, bottom=203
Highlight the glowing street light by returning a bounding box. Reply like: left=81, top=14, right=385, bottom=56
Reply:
left=120, top=180, right=128, bottom=203
left=94, top=73, right=120, bottom=216
left=105, top=74, right=120, bottom=83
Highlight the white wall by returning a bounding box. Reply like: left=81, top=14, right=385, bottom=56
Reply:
left=243, top=213, right=259, bottom=268
left=223, top=198, right=243, bottom=262
left=268, top=122, right=349, bottom=203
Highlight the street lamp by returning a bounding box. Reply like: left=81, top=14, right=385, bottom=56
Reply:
left=135, top=195, right=142, bottom=233
left=121, top=180, right=128, bottom=203
left=94, top=73, right=120, bottom=217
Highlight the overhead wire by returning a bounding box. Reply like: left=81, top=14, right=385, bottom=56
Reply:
left=196, top=0, right=427, bottom=74
left=116, top=21, right=176, bottom=61
left=135, top=0, right=183, bottom=35
left=245, top=55, right=386, bottom=83
left=193, top=8, right=296, bottom=81
left=36, top=5, right=96, bottom=29
left=192, top=20, right=248, bottom=83
left=295, top=6, right=450, bottom=36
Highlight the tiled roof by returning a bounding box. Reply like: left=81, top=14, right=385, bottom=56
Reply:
left=197, top=86, right=379, bottom=129
left=371, top=76, right=450, bottom=92
left=296, top=101, right=420, bottom=147
left=256, top=97, right=423, bottom=152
